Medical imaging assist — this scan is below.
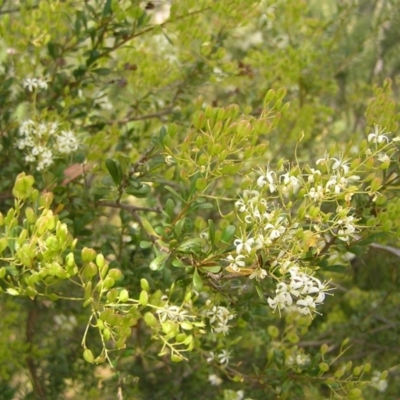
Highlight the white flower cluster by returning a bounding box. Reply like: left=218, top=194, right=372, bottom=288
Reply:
left=370, top=371, right=388, bottom=392
left=206, top=305, right=236, bottom=335
left=257, top=166, right=300, bottom=194
left=336, top=212, right=358, bottom=242
left=286, top=351, right=310, bottom=369
left=365, top=125, right=400, bottom=166
left=16, top=120, right=79, bottom=170
left=368, top=125, right=390, bottom=144
left=234, top=191, right=290, bottom=249
left=225, top=124, right=400, bottom=318
left=207, top=349, right=231, bottom=365
left=156, top=304, right=192, bottom=322
left=267, top=266, right=329, bottom=316
left=208, top=373, right=222, bottom=386
left=307, top=155, right=361, bottom=203
left=23, top=77, right=48, bottom=92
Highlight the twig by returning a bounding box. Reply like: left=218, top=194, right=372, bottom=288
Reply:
left=97, top=200, right=161, bottom=213
left=369, top=242, right=400, bottom=258
left=26, top=301, right=47, bottom=400
left=113, top=108, right=173, bottom=125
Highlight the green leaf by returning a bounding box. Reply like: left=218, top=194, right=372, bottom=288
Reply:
left=165, top=198, right=174, bottom=219
left=200, top=265, right=221, bottom=273
left=105, top=158, right=122, bottom=186
left=221, top=225, right=236, bottom=243
left=102, top=0, right=112, bottom=17
left=191, top=201, right=213, bottom=211
left=139, top=290, right=148, bottom=306
left=144, top=311, right=158, bottom=327
left=177, top=238, right=203, bottom=254
left=172, top=258, right=185, bottom=267
left=92, top=68, right=112, bottom=75
left=140, top=241, right=153, bottom=249
left=255, top=283, right=264, bottom=300
left=141, top=218, right=159, bottom=238
left=6, top=288, right=19, bottom=296
left=192, top=268, right=203, bottom=291
left=149, top=254, right=168, bottom=271
left=0, top=237, right=8, bottom=254
left=195, top=177, right=207, bottom=191
left=140, top=278, right=150, bottom=292
left=208, top=219, right=215, bottom=247
left=321, top=264, right=347, bottom=273
left=159, top=126, right=168, bottom=144
left=125, top=183, right=151, bottom=198
left=164, top=185, right=185, bottom=202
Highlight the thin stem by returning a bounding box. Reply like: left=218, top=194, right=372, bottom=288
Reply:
left=26, top=300, right=47, bottom=400
left=98, top=200, right=162, bottom=213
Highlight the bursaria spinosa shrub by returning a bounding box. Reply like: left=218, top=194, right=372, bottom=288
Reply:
left=0, top=1, right=400, bottom=399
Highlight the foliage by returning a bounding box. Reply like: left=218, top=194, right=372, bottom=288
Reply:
left=0, top=0, right=400, bottom=399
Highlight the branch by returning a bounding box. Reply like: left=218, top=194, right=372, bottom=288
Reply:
left=97, top=200, right=162, bottom=213
left=0, top=5, right=39, bottom=15
left=369, top=242, right=400, bottom=258
left=85, top=108, right=173, bottom=130
left=26, top=301, right=47, bottom=400
left=113, top=108, right=174, bottom=125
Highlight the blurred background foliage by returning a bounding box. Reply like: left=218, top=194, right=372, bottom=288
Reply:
left=0, top=0, right=400, bottom=399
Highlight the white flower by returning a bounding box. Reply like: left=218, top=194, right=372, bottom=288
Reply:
left=37, top=78, right=48, bottom=90
left=267, top=292, right=291, bottom=312
left=296, top=295, right=316, bottom=315
left=20, top=119, right=35, bottom=135
left=56, top=130, right=79, bottom=154
left=316, top=157, right=327, bottom=165
left=249, top=268, right=268, bottom=281
left=206, top=305, right=235, bottom=331
left=226, top=254, right=246, bottom=272
left=235, top=199, right=247, bottom=212
left=254, top=233, right=272, bottom=249
left=280, top=172, right=300, bottom=193
left=235, top=390, right=245, bottom=400
left=23, top=78, right=38, bottom=91
left=287, top=352, right=310, bottom=368
left=370, top=371, right=388, bottom=392
left=165, top=155, right=175, bottom=165
left=368, top=125, right=389, bottom=144
left=326, top=175, right=342, bottom=194
left=268, top=284, right=293, bottom=314
left=377, top=153, right=390, bottom=163
left=37, top=149, right=54, bottom=170
left=257, top=167, right=277, bottom=192
left=337, top=215, right=357, bottom=241
left=295, top=353, right=310, bottom=367
left=214, top=322, right=230, bottom=335
left=234, top=237, right=254, bottom=254
left=156, top=305, right=188, bottom=322
left=25, top=154, right=35, bottom=162
left=207, top=351, right=215, bottom=363
left=331, top=156, right=350, bottom=174
left=264, top=218, right=286, bottom=240
left=307, top=185, right=324, bottom=201
left=315, top=291, right=326, bottom=304
left=307, top=168, right=322, bottom=183
left=208, top=374, right=222, bottom=386
left=217, top=349, right=231, bottom=365
left=23, top=77, right=48, bottom=91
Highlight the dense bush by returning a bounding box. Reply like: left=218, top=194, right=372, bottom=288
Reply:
left=1, top=1, right=400, bottom=399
